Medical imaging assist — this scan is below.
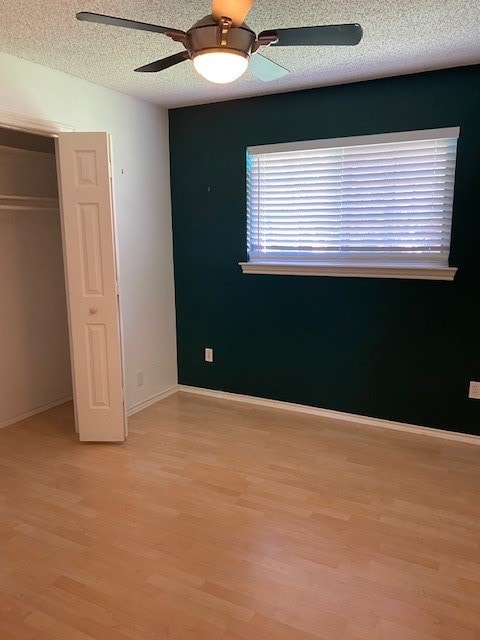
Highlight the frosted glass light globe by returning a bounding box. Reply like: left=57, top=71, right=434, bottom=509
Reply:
left=193, top=51, right=249, bottom=84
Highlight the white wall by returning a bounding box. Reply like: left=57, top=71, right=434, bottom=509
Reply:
left=0, top=52, right=177, bottom=414
left=0, top=145, right=72, bottom=427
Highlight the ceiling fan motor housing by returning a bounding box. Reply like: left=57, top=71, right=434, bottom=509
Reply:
left=187, top=15, right=256, bottom=60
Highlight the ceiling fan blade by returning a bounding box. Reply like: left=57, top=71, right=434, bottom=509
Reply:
left=248, top=53, right=289, bottom=82
left=212, top=0, right=255, bottom=26
left=259, top=23, right=363, bottom=46
left=134, top=51, right=190, bottom=73
left=76, top=12, right=183, bottom=37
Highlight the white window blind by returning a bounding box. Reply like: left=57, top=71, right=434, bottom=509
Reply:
left=246, top=128, right=459, bottom=268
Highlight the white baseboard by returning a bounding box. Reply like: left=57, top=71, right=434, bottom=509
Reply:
left=4, top=384, right=476, bottom=448
left=177, top=385, right=480, bottom=446
left=0, top=394, right=73, bottom=430
left=126, top=385, right=178, bottom=417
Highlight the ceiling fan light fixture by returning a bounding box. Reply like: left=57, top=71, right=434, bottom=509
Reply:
left=193, top=50, right=249, bottom=83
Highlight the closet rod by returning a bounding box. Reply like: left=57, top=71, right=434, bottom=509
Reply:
left=0, top=195, right=59, bottom=212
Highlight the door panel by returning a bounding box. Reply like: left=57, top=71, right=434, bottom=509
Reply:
left=57, top=132, right=126, bottom=441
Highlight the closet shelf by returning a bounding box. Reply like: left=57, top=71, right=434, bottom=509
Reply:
left=0, top=195, right=59, bottom=212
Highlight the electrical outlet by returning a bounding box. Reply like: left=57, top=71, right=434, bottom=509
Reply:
left=137, top=370, right=144, bottom=387
left=205, top=347, right=213, bottom=363
left=469, top=381, right=480, bottom=399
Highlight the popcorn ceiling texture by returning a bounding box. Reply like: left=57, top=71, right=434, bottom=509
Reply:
left=0, top=0, right=478, bottom=108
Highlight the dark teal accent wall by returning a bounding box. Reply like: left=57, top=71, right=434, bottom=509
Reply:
left=169, top=65, right=480, bottom=435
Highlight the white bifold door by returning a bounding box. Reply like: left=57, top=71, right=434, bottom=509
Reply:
left=56, top=132, right=126, bottom=442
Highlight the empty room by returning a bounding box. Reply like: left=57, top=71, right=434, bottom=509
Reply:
left=0, top=1, right=479, bottom=639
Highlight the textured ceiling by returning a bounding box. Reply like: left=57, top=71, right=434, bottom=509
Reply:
left=0, top=1, right=479, bottom=108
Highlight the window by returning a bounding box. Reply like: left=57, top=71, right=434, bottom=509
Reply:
left=241, top=128, right=459, bottom=280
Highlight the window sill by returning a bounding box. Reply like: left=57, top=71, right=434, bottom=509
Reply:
left=239, top=262, right=458, bottom=281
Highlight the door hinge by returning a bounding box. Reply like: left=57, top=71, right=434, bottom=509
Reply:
left=115, top=281, right=120, bottom=296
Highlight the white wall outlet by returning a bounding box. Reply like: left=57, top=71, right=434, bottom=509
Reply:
left=205, top=347, right=213, bottom=363
left=137, top=370, right=144, bottom=387
left=469, top=381, right=480, bottom=399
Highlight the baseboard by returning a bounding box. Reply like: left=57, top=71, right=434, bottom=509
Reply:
left=177, top=385, right=480, bottom=446
left=126, top=385, right=178, bottom=417
left=0, top=394, right=73, bottom=430
left=5, top=384, right=475, bottom=447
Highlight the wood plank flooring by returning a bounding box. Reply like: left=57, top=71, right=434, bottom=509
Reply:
left=0, top=392, right=479, bottom=640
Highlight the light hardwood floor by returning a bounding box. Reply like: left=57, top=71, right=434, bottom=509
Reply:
left=1, top=392, right=479, bottom=640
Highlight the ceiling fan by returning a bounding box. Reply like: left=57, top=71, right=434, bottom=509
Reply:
left=76, top=0, right=363, bottom=84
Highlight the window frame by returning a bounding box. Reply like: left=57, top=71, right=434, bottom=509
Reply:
left=241, top=128, right=459, bottom=281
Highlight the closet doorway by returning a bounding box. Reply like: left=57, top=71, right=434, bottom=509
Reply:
left=0, top=122, right=126, bottom=442
left=0, top=128, right=71, bottom=430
